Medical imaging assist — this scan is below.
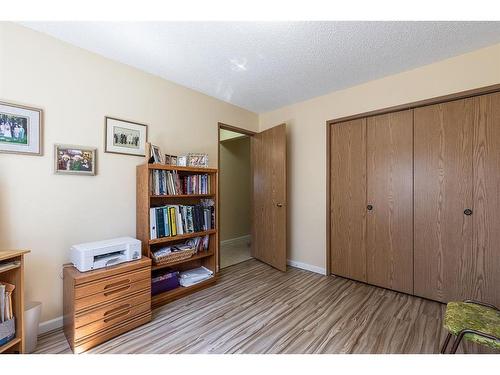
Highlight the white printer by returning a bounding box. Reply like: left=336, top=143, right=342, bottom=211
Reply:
left=70, top=237, right=141, bottom=272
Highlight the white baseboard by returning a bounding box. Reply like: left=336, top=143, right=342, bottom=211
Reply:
left=39, top=315, right=63, bottom=335
left=287, top=259, right=326, bottom=275
left=220, top=234, right=251, bottom=246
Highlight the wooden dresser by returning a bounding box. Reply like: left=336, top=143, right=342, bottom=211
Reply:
left=63, top=257, right=151, bottom=353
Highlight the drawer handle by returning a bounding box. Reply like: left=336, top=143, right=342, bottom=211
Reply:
left=103, top=304, right=132, bottom=317
left=104, top=279, right=130, bottom=290
left=103, top=309, right=131, bottom=323
left=103, top=285, right=131, bottom=297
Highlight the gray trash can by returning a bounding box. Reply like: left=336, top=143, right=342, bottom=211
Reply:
left=24, top=301, right=42, bottom=353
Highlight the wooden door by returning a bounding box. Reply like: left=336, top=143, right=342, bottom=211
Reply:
left=330, top=119, right=367, bottom=281
left=366, top=110, right=413, bottom=294
left=251, top=124, right=287, bottom=271
left=473, top=92, right=500, bottom=306
left=413, top=98, right=475, bottom=303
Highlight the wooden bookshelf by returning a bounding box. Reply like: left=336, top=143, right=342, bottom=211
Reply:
left=0, top=250, right=29, bottom=354
left=136, top=163, right=218, bottom=308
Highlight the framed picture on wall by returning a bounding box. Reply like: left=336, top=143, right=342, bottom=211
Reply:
left=54, top=144, right=97, bottom=176
left=0, top=101, right=43, bottom=155
left=105, top=116, right=148, bottom=157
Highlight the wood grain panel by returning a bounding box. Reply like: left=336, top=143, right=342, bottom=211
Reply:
left=329, top=119, right=367, bottom=281
left=251, top=124, right=287, bottom=272
left=366, top=110, right=413, bottom=294
left=414, top=99, right=474, bottom=303
left=473, top=92, right=500, bottom=307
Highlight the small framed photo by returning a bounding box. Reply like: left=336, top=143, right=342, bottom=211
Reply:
left=105, top=117, right=148, bottom=157
left=0, top=101, right=43, bottom=155
left=170, top=155, right=178, bottom=166
left=177, top=155, right=187, bottom=167
left=187, top=153, right=208, bottom=168
left=150, top=144, right=163, bottom=163
left=164, top=154, right=171, bottom=165
left=55, top=144, right=96, bottom=176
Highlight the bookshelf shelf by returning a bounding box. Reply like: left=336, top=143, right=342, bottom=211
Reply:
left=148, top=163, right=217, bottom=174
left=150, top=194, right=215, bottom=199
left=151, top=276, right=217, bottom=309
left=149, top=229, right=217, bottom=245
left=0, top=263, right=20, bottom=275
left=151, top=250, right=214, bottom=271
left=0, top=337, right=21, bottom=354
left=136, top=162, right=218, bottom=309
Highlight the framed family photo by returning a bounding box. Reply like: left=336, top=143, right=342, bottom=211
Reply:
left=55, top=144, right=96, bottom=176
left=105, top=117, right=148, bottom=157
left=0, top=101, right=43, bottom=155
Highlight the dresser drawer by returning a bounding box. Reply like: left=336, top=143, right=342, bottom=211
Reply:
left=75, top=267, right=149, bottom=299
left=74, top=291, right=150, bottom=329
left=74, top=301, right=150, bottom=342
left=75, top=273, right=150, bottom=311
left=73, top=312, right=151, bottom=354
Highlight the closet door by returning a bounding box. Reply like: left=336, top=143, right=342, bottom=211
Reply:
left=330, top=119, right=367, bottom=281
left=366, top=111, right=413, bottom=294
left=474, top=92, right=500, bottom=306
left=414, top=98, right=474, bottom=303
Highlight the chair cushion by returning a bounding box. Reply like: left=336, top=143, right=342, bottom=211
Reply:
left=444, top=302, right=500, bottom=350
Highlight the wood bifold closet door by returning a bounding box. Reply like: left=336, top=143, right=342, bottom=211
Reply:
left=330, top=111, right=413, bottom=292
left=251, top=124, right=287, bottom=272
left=366, top=111, right=413, bottom=294
left=414, top=93, right=500, bottom=306
left=330, top=118, right=367, bottom=282
left=414, top=98, right=474, bottom=302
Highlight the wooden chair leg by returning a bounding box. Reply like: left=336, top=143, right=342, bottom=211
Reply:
left=440, top=333, right=452, bottom=354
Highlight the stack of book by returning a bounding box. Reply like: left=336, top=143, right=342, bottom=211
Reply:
left=149, top=200, right=215, bottom=240
left=150, top=171, right=210, bottom=196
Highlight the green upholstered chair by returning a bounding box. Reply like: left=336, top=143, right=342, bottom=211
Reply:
left=441, top=300, right=500, bottom=354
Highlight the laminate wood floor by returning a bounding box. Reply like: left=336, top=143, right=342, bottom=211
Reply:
left=34, top=259, right=494, bottom=354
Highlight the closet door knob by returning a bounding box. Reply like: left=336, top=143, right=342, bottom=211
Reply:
left=276, top=203, right=283, bottom=208
left=367, top=205, right=373, bottom=211
left=464, top=209, right=473, bottom=216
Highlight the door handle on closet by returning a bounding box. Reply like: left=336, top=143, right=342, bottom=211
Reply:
left=464, top=209, right=473, bottom=216
left=367, top=204, right=373, bottom=211
left=276, top=203, right=283, bottom=208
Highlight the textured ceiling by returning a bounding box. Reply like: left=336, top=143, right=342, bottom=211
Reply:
left=21, top=21, right=500, bottom=113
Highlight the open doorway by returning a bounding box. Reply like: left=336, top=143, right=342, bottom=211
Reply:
left=218, top=123, right=255, bottom=269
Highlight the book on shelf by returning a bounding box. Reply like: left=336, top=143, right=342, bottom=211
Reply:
left=149, top=200, right=215, bottom=240
left=150, top=170, right=211, bottom=195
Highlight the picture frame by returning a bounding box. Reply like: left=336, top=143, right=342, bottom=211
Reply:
left=177, top=155, right=187, bottom=167
left=0, top=101, right=43, bottom=156
left=170, top=155, right=178, bottom=166
left=150, top=144, right=163, bottom=163
left=54, top=144, right=97, bottom=176
left=164, top=154, right=171, bottom=165
left=105, top=116, right=148, bottom=157
left=187, top=153, right=208, bottom=168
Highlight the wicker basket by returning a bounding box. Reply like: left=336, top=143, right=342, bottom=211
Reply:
left=153, top=248, right=196, bottom=266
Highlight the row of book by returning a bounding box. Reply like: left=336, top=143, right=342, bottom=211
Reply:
left=150, top=170, right=211, bottom=196
left=149, top=201, right=215, bottom=239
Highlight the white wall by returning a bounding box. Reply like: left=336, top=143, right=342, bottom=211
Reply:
left=259, top=42, right=500, bottom=271
left=0, top=22, right=258, bottom=322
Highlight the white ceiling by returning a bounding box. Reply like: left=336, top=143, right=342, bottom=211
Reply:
left=21, top=22, right=500, bottom=113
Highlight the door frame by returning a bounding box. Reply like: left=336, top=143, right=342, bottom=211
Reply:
left=217, top=122, right=256, bottom=271
left=325, top=83, right=500, bottom=276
